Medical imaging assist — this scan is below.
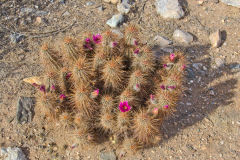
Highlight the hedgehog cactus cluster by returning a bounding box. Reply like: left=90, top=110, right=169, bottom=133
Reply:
left=34, top=25, right=186, bottom=151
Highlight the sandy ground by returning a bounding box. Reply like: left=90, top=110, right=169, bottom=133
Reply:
left=0, top=0, right=240, bottom=159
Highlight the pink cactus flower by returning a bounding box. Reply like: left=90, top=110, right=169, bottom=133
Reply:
left=181, top=64, right=186, bottom=70
left=168, top=86, right=176, bottom=90
left=164, top=105, right=169, bottom=109
left=83, top=44, right=93, bottom=50
left=66, top=72, right=72, bottom=79
left=112, top=42, right=118, bottom=47
left=163, top=64, right=168, bottom=68
left=60, top=94, right=66, bottom=100
left=85, top=38, right=91, bottom=43
left=32, top=83, right=39, bottom=87
left=170, top=53, right=175, bottom=61
left=134, top=40, right=138, bottom=46
left=150, top=94, right=157, bottom=104
left=160, top=85, right=165, bottom=90
left=133, top=84, right=140, bottom=92
left=92, top=34, right=102, bottom=44
left=153, top=108, right=158, bottom=115
left=40, top=85, right=46, bottom=93
left=134, top=48, right=139, bottom=54
left=119, top=101, right=131, bottom=112
left=51, top=85, right=56, bottom=91
left=150, top=94, right=154, bottom=100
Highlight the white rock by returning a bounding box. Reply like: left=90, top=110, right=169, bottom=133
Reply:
left=215, top=58, right=225, bottom=68
left=220, top=0, right=240, bottom=8
left=106, top=14, right=124, bottom=28
left=155, top=0, right=184, bottom=19
left=173, top=29, right=193, bottom=44
left=209, top=30, right=222, bottom=48
left=0, top=147, right=27, bottom=160
left=117, top=2, right=131, bottom=14
left=104, top=0, right=119, bottom=4
left=153, top=35, right=172, bottom=48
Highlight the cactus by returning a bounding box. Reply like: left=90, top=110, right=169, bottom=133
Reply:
left=33, top=25, right=186, bottom=151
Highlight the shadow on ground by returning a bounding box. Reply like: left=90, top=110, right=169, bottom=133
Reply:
left=154, top=44, right=239, bottom=143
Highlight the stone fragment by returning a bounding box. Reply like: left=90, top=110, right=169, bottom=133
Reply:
left=155, top=0, right=184, bottom=19
left=173, top=29, right=193, bottom=44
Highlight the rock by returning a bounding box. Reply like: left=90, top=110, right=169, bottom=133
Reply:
left=20, top=8, right=34, bottom=14
left=186, top=68, right=195, bottom=79
left=9, top=33, right=25, bottom=44
left=153, top=35, right=172, bottom=48
left=16, top=97, right=35, bottom=124
left=0, top=147, right=27, bottom=160
left=111, top=0, right=119, bottom=4
left=59, top=0, right=65, bottom=4
left=155, top=0, right=184, bottom=19
left=35, top=17, right=42, bottom=24
left=86, top=1, right=95, bottom=6
left=106, top=14, right=124, bottom=28
left=98, top=6, right=104, bottom=11
left=63, top=11, right=70, bottom=16
left=103, top=0, right=118, bottom=4
left=214, top=58, right=225, bottom=68
left=117, top=2, right=131, bottom=14
left=230, top=63, right=240, bottom=70
left=173, top=29, right=193, bottom=44
left=209, top=30, right=222, bottom=48
left=192, top=63, right=202, bottom=70
left=209, top=90, right=215, bottom=96
left=220, top=0, right=240, bottom=8
left=161, top=47, right=173, bottom=53
left=99, top=151, right=116, bottom=160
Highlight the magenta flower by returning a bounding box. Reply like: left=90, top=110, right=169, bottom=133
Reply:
left=83, top=44, right=93, bottom=50
left=133, top=84, right=140, bottom=92
left=93, top=89, right=99, bottom=96
left=164, top=105, right=169, bottom=109
left=160, top=85, right=165, bottom=90
left=66, top=72, right=72, bottom=79
left=60, top=94, right=66, bottom=100
left=51, top=85, right=56, bottom=91
left=40, top=85, right=46, bottom=93
left=85, top=38, right=91, bottom=43
left=112, top=42, right=118, bottom=47
left=134, top=48, right=139, bottom=54
left=170, top=53, right=175, bottom=61
left=150, top=94, right=157, bottom=104
left=168, top=86, right=176, bottom=90
left=181, top=64, right=186, bottom=70
left=163, top=64, right=168, bottom=68
left=134, top=40, right=138, bottom=46
left=150, top=94, right=154, bottom=100
left=32, top=83, right=39, bottom=87
left=119, top=101, right=131, bottom=112
left=92, top=34, right=102, bottom=44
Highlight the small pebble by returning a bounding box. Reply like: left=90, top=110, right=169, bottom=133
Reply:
left=63, top=11, right=70, bottom=16
left=86, top=1, right=95, bottom=6
left=209, top=30, right=222, bottom=48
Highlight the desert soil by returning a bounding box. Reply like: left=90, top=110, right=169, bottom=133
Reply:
left=0, top=0, right=240, bottom=159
